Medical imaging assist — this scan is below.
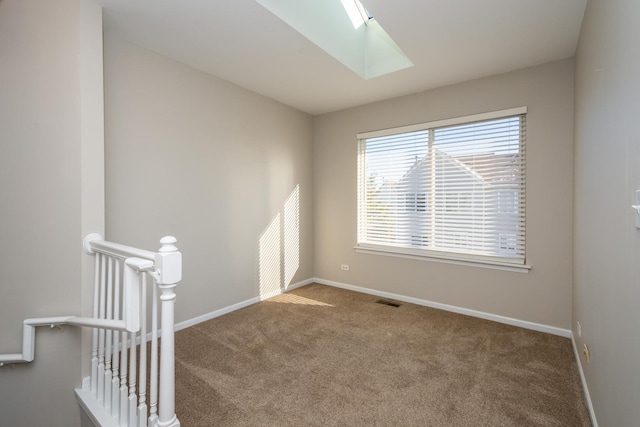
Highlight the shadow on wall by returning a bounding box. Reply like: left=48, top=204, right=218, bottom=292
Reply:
left=258, top=184, right=300, bottom=298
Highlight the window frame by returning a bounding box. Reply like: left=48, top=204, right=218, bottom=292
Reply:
left=355, top=107, right=531, bottom=273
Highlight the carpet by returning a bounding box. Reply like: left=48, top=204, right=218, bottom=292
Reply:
left=174, top=283, right=591, bottom=426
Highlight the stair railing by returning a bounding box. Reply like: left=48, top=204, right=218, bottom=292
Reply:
left=0, top=234, right=182, bottom=427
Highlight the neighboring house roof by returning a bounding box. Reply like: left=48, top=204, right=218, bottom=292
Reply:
left=368, top=150, right=520, bottom=201
left=456, top=153, right=521, bottom=185
left=398, top=149, right=487, bottom=186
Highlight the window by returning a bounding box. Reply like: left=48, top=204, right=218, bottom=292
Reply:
left=341, top=0, right=373, bottom=29
left=404, top=193, right=426, bottom=212
left=357, top=107, right=527, bottom=269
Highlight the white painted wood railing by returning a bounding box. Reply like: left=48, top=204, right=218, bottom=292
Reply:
left=0, top=234, right=182, bottom=427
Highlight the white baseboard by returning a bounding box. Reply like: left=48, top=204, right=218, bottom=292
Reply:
left=174, top=278, right=314, bottom=332
left=314, top=278, right=599, bottom=423
left=175, top=276, right=572, bottom=338
left=570, top=334, right=598, bottom=427
left=312, top=277, right=572, bottom=338
left=171, top=276, right=595, bottom=425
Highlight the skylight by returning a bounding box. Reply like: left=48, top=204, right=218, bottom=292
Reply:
left=256, top=0, right=413, bottom=80
left=341, top=0, right=373, bottom=30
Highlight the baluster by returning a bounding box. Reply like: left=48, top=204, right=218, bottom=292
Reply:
left=104, top=256, right=114, bottom=408
left=119, top=312, right=128, bottom=426
left=91, top=254, right=100, bottom=395
left=148, top=274, right=159, bottom=426
left=138, top=272, right=148, bottom=427
left=111, top=258, right=121, bottom=418
left=129, top=327, right=138, bottom=427
left=97, top=253, right=107, bottom=402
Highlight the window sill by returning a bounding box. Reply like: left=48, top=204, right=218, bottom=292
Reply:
left=354, top=244, right=531, bottom=273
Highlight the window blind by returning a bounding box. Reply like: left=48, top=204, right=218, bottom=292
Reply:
left=357, top=108, right=526, bottom=266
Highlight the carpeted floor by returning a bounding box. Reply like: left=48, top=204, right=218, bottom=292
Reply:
left=174, top=283, right=592, bottom=426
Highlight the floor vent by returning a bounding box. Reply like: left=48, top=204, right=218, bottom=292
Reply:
left=376, top=299, right=401, bottom=308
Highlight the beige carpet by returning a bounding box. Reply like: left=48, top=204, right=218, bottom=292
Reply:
left=174, top=283, right=591, bottom=426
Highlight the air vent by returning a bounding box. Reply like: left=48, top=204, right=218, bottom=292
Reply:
left=376, top=299, right=401, bottom=308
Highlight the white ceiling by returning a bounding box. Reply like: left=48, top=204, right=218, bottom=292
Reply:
left=97, top=0, right=587, bottom=116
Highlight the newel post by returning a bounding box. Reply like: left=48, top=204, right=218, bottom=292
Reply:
left=155, top=236, right=182, bottom=427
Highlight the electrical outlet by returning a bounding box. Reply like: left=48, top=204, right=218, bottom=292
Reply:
left=341, top=264, right=350, bottom=271
left=635, top=190, right=640, bottom=229
left=577, top=321, right=582, bottom=338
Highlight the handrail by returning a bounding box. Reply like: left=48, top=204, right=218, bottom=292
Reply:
left=83, top=233, right=156, bottom=261
left=0, top=256, right=153, bottom=366
left=1, top=234, right=182, bottom=427
left=0, top=317, right=74, bottom=366
left=0, top=316, right=129, bottom=366
left=83, top=234, right=182, bottom=286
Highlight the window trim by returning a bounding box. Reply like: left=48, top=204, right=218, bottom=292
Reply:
left=356, top=107, right=529, bottom=272
left=357, top=107, right=527, bottom=140
left=354, top=243, right=531, bottom=273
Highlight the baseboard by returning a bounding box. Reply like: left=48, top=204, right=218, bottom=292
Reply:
left=174, top=278, right=314, bottom=332
left=312, top=277, right=572, bottom=338
left=168, top=277, right=597, bottom=425
left=570, top=334, right=598, bottom=427
left=170, top=276, right=597, bottom=424
left=174, top=276, right=571, bottom=338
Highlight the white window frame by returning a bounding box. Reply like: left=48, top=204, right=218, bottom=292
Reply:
left=355, top=107, right=531, bottom=272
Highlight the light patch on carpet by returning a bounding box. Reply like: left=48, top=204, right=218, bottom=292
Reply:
left=268, top=293, right=334, bottom=307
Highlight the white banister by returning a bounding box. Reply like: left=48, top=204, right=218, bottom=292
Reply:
left=105, top=256, right=114, bottom=409
left=120, top=324, right=128, bottom=426
left=111, top=257, right=121, bottom=418
left=148, top=276, right=159, bottom=426
left=128, top=326, right=138, bottom=427
left=138, top=273, right=149, bottom=427
left=98, top=253, right=106, bottom=402
left=0, top=316, right=75, bottom=366
left=91, top=254, right=100, bottom=394
left=1, top=234, right=182, bottom=427
left=0, top=314, right=140, bottom=367
left=84, top=232, right=156, bottom=261
left=155, top=236, right=181, bottom=427
left=82, top=234, right=181, bottom=427
left=157, top=284, right=178, bottom=427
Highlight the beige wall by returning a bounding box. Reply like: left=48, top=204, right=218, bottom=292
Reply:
left=103, top=35, right=314, bottom=322
left=314, top=59, right=574, bottom=329
left=12, top=1, right=640, bottom=425
left=573, top=0, right=640, bottom=425
left=0, top=0, right=104, bottom=426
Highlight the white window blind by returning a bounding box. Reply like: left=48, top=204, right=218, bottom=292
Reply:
left=357, top=108, right=527, bottom=267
